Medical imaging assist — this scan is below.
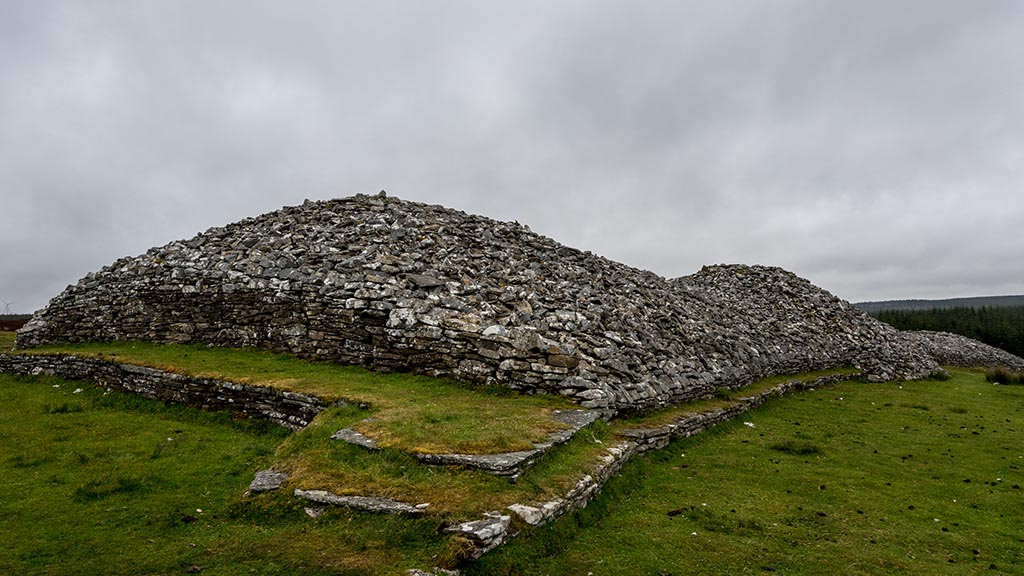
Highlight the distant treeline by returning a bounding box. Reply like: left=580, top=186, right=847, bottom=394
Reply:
left=857, top=295, right=1024, bottom=314
left=0, top=314, right=31, bottom=321
left=873, top=306, right=1024, bottom=358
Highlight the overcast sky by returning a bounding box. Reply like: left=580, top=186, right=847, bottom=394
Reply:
left=3, top=1, right=1024, bottom=313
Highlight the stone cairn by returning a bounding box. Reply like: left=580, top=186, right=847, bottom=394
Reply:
left=16, top=192, right=1024, bottom=413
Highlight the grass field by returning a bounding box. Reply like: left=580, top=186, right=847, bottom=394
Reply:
left=473, top=369, right=1024, bottom=575
left=3, top=336, right=1022, bottom=574
left=0, top=372, right=454, bottom=575
left=4, top=340, right=618, bottom=525
left=19, top=340, right=578, bottom=455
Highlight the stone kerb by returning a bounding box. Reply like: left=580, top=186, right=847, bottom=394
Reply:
left=615, top=373, right=853, bottom=450
left=0, top=353, right=326, bottom=430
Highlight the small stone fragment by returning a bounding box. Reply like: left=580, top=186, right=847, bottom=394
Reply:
left=248, top=469, right=289, bottom=493
left=331, top=428, right=378, bottom=450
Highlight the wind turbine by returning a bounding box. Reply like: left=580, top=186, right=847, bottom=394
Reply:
left=1, top=299, right=13, bottom=315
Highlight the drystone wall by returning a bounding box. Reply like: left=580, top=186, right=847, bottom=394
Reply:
left=0, top=354, right=325, bottom=429
left=15, top=192, right=1018, bottom=413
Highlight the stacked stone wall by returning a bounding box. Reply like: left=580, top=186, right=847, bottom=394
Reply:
left=0, top=354, right=325, bottom=429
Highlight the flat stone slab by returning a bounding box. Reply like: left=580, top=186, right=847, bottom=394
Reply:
left=293, top=489, right=429, bottom=516
left=551, top=409, right=603, bottom=428
left=248, top=469, right=289, bottom=493
left=415, top=449, right=541, bottom=475
left=539, top=409, right=603, bottom=446
left=330, top=427, right=378, bottom=449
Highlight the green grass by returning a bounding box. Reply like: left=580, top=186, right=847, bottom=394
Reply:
left=0, top=372, right=453, bottom=575
left=8, top=341, right=620, bottom=523
left=264, top=401, right=616, bottom=522
left=0, top=370, right=616, bottom=573
left=472, top=369, right=1024, bottom=575
left=20, top=340, right=577, bottom=454
left=0, top=330, right=15, bottom=349
left=8, top=338, right=1023, bottom=574
left=6, top=343, right=623, bottom=521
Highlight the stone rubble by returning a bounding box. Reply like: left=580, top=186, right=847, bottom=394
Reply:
left=9, top=191, right=1024, bottom=570
left=17, top=192, right=1015, bottom=414
left=442, top=511, right=512, bottom=558
left=7, top=188, right=1024, bottom=573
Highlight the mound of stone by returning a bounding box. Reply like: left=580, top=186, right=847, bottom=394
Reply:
left=675, top=265, right=940, bottom=383
left=901, top=330, right=1024, bottom=371
left=15, top=192, right=992, bottom=412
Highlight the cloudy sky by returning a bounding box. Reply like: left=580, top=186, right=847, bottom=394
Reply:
left=3, top=1, right=1023, bottom=312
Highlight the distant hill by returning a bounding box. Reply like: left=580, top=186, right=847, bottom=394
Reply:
left=855, top=295, right=1024, bottom=314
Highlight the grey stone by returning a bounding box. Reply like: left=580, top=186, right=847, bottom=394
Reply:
left=481, top=324, right=508, bottom=338
left=406, top=274, right=445, bottom=288
left=248, top=469, right=289, bottom=493
left=443, top=511, right=511, bottom=558
left=506, top=503, right=550, bottom=526
left=550, top=409, right=603, bottom=431
left=293, top=489, right=427, bottom=516
left=330, top=427, right=378, bottom=449
left=416, top=450, right=540, bottom=475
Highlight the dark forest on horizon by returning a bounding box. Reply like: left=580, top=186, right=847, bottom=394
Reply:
left=873, top=306, right=1024, bottom=358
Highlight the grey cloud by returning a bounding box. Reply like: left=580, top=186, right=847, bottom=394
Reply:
left=3, top=1, right=1024, bottom=312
